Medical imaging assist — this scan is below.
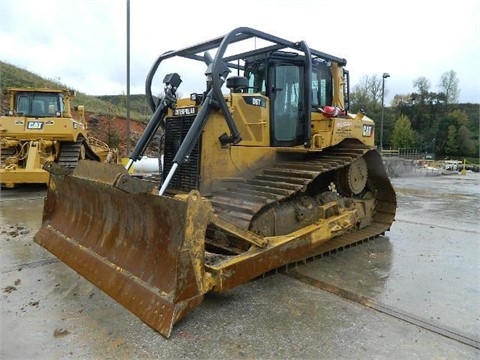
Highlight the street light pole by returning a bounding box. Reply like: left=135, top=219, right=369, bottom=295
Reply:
left=380, top=72, right=390, bottom=153
left=126, top=0, right=131, bottom=156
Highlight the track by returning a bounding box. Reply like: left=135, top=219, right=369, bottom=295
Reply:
left=208, top=142, right=396, bottom=252
left=57, top=137, right=100, bottom=169
left=57, top=138, right=84, bottom=169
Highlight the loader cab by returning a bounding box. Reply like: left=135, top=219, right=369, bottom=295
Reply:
left=14, top=91, right=65, bottom=118
left=245, top=53, right=333, bottom=147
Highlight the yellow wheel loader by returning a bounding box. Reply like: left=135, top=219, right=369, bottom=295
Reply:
left=34, top=27, right=396, bottom=338
left=0, top=88, right=114, bottom=187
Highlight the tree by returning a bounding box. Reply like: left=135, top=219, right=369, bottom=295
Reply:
left=435, top=109, right=475, bottom=157
left=350, top=74, right=384, bottom=112
left=438, top=70, right=460, bottom=104
left=401, top=76, right=450, bottom=149
left=444, top=125, right=459, bottom=156
left=350, top=79, right=370, bottom=112
left=412, top=77, right=431, bottom=102
left=457, top=125, right=476, bottom=156
left=391, top=94, right=411, bottom=108
left=449, top=109, right=469, bottom=127
left=391, top=115, right=417, bottom=149
left=389, top=71, right=475, bottom=158
left=350, top=74, right=393, bottom=147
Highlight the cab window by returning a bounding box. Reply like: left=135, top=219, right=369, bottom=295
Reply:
left=16, top=96, right=29, bottom=114
left=311, top=62, right=332, bottom=108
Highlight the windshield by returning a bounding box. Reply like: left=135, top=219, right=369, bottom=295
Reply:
left=16, top=92, right=64, bottom=117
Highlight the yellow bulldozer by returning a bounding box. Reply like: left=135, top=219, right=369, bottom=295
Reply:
left=0, top=87, right=115, bottom=187
left=34, top=27, right=396, bottom=338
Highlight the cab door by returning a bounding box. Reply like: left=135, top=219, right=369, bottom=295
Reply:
left=269, top=62, right=305, bottom=147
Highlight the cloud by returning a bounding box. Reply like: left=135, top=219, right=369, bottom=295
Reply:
left=1, top=0, right=478, bottom=103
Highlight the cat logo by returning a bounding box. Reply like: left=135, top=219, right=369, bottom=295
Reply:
left=27, top=121, right=44, bottom=130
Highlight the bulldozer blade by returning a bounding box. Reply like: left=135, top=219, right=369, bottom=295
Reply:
left=34, top=161, right=213, bottom=338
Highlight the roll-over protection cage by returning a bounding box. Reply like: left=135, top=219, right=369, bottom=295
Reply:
left=130, top=27, right=349, bottom=195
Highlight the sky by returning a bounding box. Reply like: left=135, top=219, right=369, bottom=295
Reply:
left=1, top=0, right=479, bottom=105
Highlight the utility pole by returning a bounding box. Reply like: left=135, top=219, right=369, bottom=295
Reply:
left=126, top=0, right=131, bottom=156
left=380, top=72, right=390, bottom=152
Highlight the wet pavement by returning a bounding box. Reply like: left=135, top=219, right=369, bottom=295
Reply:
left=1, top=173, right=479, bottom=359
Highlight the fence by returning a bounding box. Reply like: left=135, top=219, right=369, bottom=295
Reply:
left=381, top=148, right=422, bottom=160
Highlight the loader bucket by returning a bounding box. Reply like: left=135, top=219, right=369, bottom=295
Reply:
left=34, top=161, right=213, bottom=338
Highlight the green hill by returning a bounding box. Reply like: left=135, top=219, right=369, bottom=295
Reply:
left=96, top=94, right=153, bottom=122
left=0, top=60, right=151, bottom=122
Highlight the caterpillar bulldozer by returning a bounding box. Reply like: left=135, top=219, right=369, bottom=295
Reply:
left=0, top=88, right=115, bottom=187
left=34, top=27, right=396, bottom=338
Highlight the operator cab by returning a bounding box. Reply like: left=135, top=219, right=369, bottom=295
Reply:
left=14, top=92, right=64, bottom=118
left=244, top=52, right=334, bottom=147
